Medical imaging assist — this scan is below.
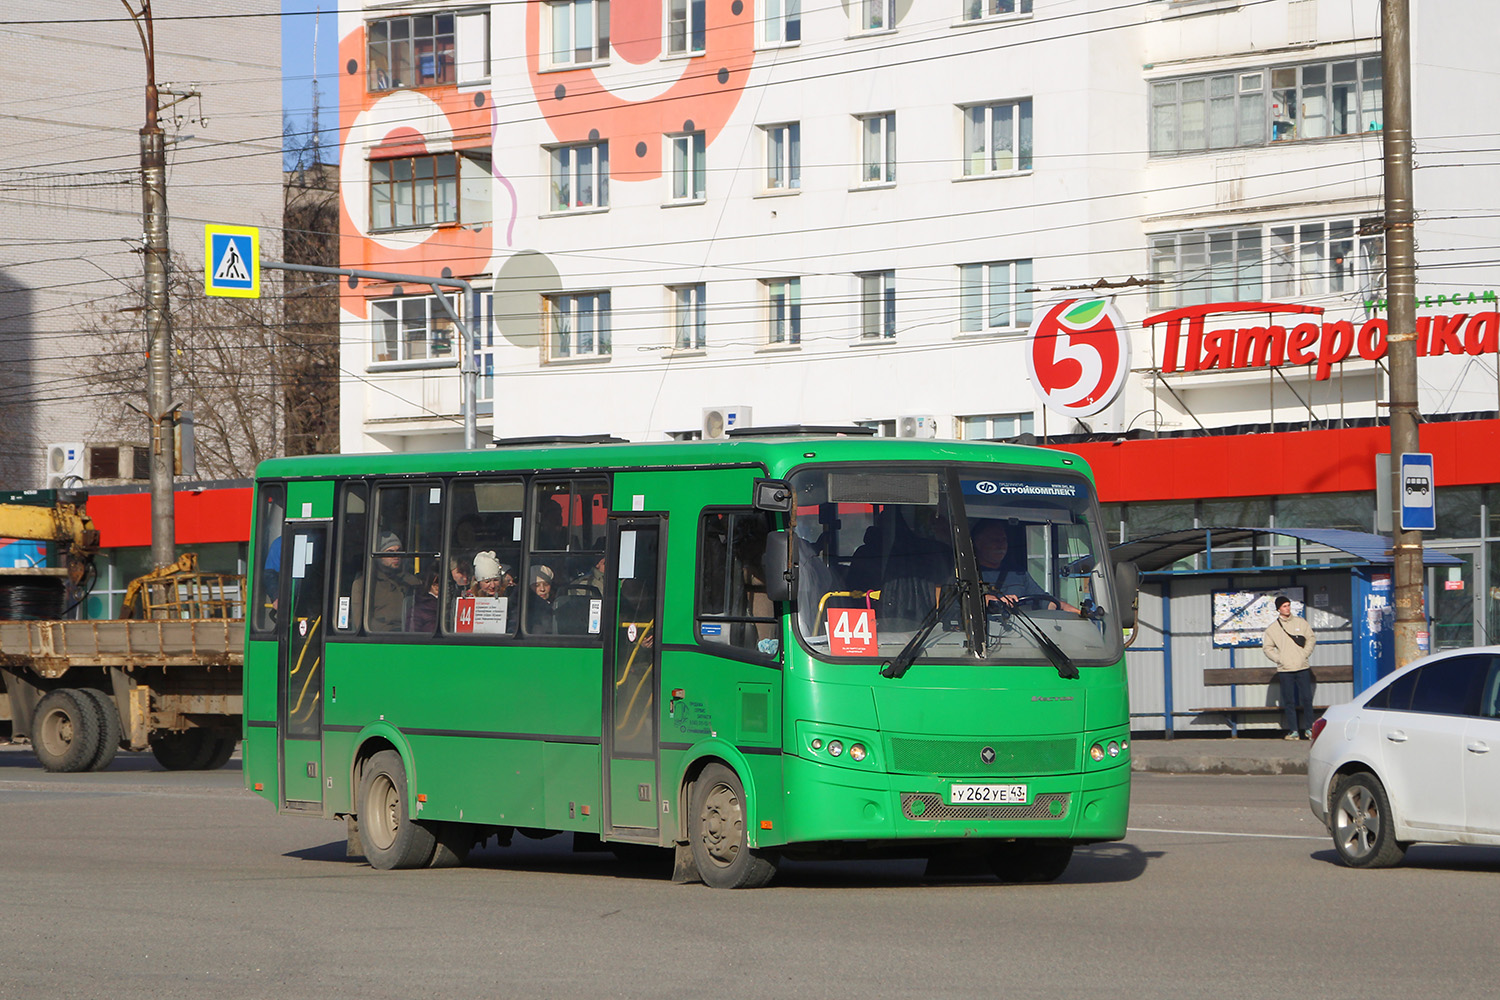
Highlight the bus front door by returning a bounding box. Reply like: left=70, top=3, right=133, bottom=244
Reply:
left=279, top=523, right=329, bottom=811
left=602, top=516, right=664, bottom=840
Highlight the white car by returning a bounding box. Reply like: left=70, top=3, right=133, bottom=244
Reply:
left=1308, top=646, right=1500, bottom=867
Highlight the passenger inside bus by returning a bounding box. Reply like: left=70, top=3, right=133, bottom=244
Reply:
left=526, top=565, right=555, bottom=634
left=350, top=532, right=422, bottom=633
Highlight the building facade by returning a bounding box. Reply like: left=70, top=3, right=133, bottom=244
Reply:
left=0, top=1, right=282, bottom=490
left=333, top=0, right=1499, bottom=727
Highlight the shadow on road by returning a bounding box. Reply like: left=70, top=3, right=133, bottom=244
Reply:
left=286, top=832, right=1159, bottom=888
left=0, top=746, right=242, bottom=774
left=1309, top=846, right=1500, bottom=873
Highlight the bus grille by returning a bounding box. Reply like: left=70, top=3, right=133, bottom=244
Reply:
left=900, top=792, right=1071, bottom=822
left=886, top=736, right=1079, bottom=776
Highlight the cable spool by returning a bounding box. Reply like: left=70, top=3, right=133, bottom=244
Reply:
left=0, top=573, right=67, bottom=620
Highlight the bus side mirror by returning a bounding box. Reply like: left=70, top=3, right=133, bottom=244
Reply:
left=1114, top=560, right=1140, bottom=631
left=752, top=479, right=793, bottom=513
left=763, top=530, right=795, bottom=603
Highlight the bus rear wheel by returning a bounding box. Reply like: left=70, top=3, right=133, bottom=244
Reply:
left=988, top=841, right=1074, bottom=883
left=689, top=763, right=777, bottom=889
left=358, top=750, right=437, bottom=870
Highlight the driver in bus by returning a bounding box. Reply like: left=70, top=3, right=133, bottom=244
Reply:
left=970, top=519, right=1077, bottom=614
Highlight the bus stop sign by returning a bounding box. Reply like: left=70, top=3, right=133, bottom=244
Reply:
left=1399, top=452, right=1435, bottom=530
left=204, top=224, right=259, bottom=298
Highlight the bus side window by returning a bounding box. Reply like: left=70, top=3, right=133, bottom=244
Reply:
left=333, top=482, right=369, bottom=632
left=359, top=483, right=442, bottom=634
left=445, top=478, right=523, bottom=637
left=696, top=509, right=780, bottom=659
left=534, top=477, right=610, bottom=637
left=251, top=484, right=286, bottom=636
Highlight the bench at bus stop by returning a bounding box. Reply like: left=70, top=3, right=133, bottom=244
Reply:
left=1192, top=664, right=1354, bottom=724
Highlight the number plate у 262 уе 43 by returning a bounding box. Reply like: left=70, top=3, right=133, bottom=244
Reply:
left=948, top=783, right=1027, bottom=804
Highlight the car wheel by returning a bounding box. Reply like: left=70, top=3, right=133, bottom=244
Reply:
left=1330, top=772, right=1407, bottom=868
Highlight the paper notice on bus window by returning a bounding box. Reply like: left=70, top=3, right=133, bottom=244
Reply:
left=455, top=596, right=508, bottom=634
left=588, top=598, right=602, bottom=634
left=828, top=608, right=878, bottom=656
left=337, top=596, right=350, bottom=630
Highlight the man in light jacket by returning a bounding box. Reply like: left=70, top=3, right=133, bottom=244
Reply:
left=1263, top=594, right=1317, bottom=740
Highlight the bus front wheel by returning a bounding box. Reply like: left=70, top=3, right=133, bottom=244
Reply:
left=357, top=750, right=437, bottom=870
left=689, top=763, right=777, bottom=889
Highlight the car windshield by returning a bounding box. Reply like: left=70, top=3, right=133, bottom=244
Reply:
left=788, top=465, right=1123, bottom=667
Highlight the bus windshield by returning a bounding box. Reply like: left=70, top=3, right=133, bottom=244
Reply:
left=789, top=465, right=1122, bottom=667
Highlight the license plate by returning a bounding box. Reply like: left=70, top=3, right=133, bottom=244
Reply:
left=949, top=783, right=1027, bottom=804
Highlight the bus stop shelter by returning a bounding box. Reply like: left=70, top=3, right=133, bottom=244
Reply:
left=1112, top=526, right=1461, bottom=737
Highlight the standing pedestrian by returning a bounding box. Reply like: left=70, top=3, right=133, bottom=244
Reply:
left=1263, top=594, right=1316, bottom=739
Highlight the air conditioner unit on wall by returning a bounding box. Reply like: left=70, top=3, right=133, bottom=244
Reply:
left=45, top=443, right=86, bottom=489
left=897, top=415, right=938, bottom=439
left=85, top=443, right=150, bottom=482
left=702, top=406, right=751, bottom=440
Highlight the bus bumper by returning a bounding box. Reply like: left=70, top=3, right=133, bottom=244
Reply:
left=778, top=753, right=1129, bottom=847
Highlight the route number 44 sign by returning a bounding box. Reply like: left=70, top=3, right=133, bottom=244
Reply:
left=828, top=608, right=878, bottom=656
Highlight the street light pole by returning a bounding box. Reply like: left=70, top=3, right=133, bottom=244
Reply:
left=1382, top=0, right=1423, bottom=667
left=125, top=0, right=176, bottom=570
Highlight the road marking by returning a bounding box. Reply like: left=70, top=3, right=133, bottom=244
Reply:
left=1129, top=825, right=1327, bottom=842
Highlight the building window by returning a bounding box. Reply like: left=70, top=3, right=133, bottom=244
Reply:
left=1149, top=217, right=1385, bottom=309
left=367, top=12, right=456, bottom=91
left=763, top=123, right=800, bottom=190
left=668, top=0, right=706, bottom=54
left=549, top=142, right=609, bottom=211
left=957, top=412, right=1034, bottom=440
left=959, top=259, right=1033, bottom=333
left=764, top=278, right=801, bottom=345
left=762, top=0, right=801, bottom=44
left=546, top=0, right=609, bottom=67
left=454, top=10, right=491, bottom=84
left=963, top=0, right=1031, bottom=22
left=370, top=151, right=490, bottom=231
left=963, top=99, right=1033, bottom=175
left=545, top=291, right=612, bottom=360
left=858, top=112, right=896, bottom=185
left=1150, top=57, right=1383, bottom=155
left=672, top=283, right=707, bottom=349
left=859, top=271, right=896, bottom=340
left=371, top=294, right=459, bottom=364
left=669, top=131, right=706, bottom=201
left=857, top=0, right=895, bottom=31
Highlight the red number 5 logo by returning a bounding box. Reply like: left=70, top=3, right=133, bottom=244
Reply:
left=1026, top=298, right=1131, bottom=418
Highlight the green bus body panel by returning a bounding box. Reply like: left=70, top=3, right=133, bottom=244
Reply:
left=283, top=738, right=322, bottom=801
left=244, top=436, right=1128, bottom=856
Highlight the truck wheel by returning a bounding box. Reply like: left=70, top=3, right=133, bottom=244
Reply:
left=78, top=688, right=121, bottom=771
left=200, top=736, right=237, bottom=770
left=33, top=689, right=103, bottom=773
left=688, top=763, right=778, bottom=889
left=149, top=729, right=211, bottom=770
left=357, top=750, right=437, bottom=870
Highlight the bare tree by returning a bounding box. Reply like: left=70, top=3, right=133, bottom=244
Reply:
left=282, top=156, right=340, bottom=458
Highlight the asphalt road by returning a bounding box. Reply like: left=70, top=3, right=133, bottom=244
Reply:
left=2, top=747, right=1497, bottom=1000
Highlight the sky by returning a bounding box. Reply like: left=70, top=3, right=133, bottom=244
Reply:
left=282, top=1, right=341, bottom=168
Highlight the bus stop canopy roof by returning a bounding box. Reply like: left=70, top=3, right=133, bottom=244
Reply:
left=1111, top=526, right=1462, bottom=574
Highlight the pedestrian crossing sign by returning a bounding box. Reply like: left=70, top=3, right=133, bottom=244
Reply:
left=204, top=224, right=259, bottom=298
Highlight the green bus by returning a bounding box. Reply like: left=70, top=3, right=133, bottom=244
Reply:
left=243, top=430, right=1135, bottom=887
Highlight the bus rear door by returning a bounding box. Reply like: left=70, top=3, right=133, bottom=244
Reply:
left=603, top=515, right=665, bottom=840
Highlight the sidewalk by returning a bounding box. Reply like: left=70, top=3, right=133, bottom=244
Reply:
left=1130, top=736, right=1312, bottom=776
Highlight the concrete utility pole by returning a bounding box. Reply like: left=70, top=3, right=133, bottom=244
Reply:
left=1382, top=0, right=1423, bottom=667
left=125, top=0, right=176, bottom=569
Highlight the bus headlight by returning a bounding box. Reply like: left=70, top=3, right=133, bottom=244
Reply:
left=810, top=738, right=823, bottom=752
left=828, top=740, right=844, bottom=757
left=849, top=743, right=867, bottom=762
left=1107, top=741, right=1120, bottom=758
left=1089, top=743, right=1105, bottom=762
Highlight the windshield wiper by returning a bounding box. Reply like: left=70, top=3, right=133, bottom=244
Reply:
left=880, top=582, right=964, bottom=680
left=996, top=604, right=1080, bottom=680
